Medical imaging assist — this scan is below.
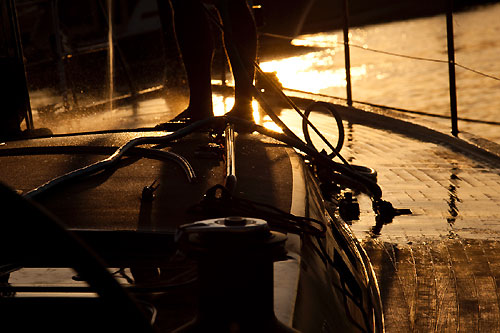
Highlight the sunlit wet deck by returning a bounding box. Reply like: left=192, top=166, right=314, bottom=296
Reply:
left=335, top=111, right=500, bottom=332
left=345, top=122, right=500, bottom=242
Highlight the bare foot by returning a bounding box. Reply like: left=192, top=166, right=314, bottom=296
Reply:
left=171, top=107, right=213, bottom=122
left=154, top=107, right=213, bottom=130
left=225, top=103, right=254, bottom=122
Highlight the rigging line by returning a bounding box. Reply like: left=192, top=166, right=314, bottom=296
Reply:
left=347, top=42, right=500, bottom=81
left=201, top=4, right=304, bottom=144
left=224, top=116, right=383, bottom=200
left=260, top=32, right=294, bottom=40
left=346, top=42, right=448, bottom=64
left=283, top=87, right=500, bottom=126
left=203, top=4, right=353, bottom=169
left=263, top=31, right=448, bottom=63
left=261, top=31, right=500, bottom=81
left=454, top=62, right=500, bottom=81
left=254, top=64, right=353, bottom=168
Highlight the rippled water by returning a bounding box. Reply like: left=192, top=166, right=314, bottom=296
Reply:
left=260, top=3, right=500, bottom=143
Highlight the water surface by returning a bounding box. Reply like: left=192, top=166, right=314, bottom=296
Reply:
left=261, top=3, right=500, bottom=142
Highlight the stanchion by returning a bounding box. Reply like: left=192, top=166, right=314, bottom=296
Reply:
left=446, top=0, right=459, bottom=136
left=0, top=0, right=34, bottom=139
left=342, top=0, right=353, bottom=107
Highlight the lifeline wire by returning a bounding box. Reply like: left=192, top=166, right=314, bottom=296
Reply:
left=261, top=31, right=500, bottom=82
left=283, top=87, right=500, bottom=126
left=347, top=42, right=500, bottom=82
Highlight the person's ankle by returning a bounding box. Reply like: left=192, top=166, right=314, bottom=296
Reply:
left=226, top=103, right=254, bottom=122
left=173, top=106, right=213, bottom=122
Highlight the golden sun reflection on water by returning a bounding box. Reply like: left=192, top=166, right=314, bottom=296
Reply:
left=259, top=49, right=366, bottom=94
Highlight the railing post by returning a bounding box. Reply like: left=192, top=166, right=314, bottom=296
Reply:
left=0, top=0, right=34, bottom=139
left=50, top=0, right=71, bottom=111
left=342, top=0, right=353, bottom=106
left=446, top=0, right=459, bottom=136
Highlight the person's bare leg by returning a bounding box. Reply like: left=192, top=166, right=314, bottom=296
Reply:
left=216, top=0, right=257, bottom=121
left=171, top=0, right=214, bottom=120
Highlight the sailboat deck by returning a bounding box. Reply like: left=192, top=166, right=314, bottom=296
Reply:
left=4, top=84, right=500, bottom=330
left=341, top=118, right=500, bottom=332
